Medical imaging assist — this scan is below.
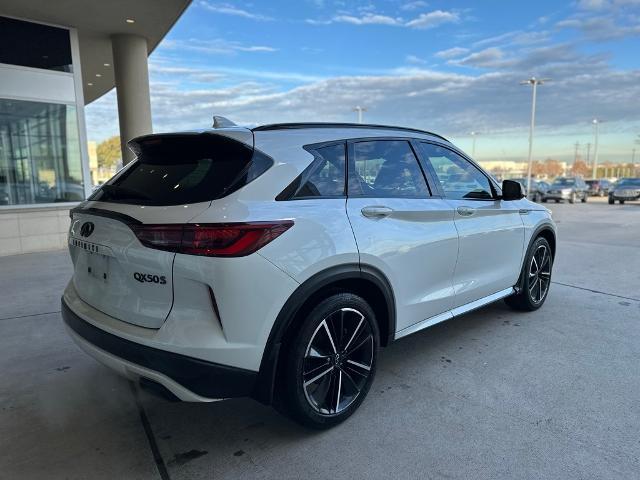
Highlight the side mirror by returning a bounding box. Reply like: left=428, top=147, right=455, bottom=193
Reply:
left=502, top=179, right=526, bottom=201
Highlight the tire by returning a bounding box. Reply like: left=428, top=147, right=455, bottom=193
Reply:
left=569, top=192, right=576, bottom=204
left=541, top=198, right=547, bottom=203
left=581, top=194, right=587, bottom=203
left=620, top=200, right=625, bottom=204
left=505, top=236, right=553, bottom=312
left=608, top=197, right=614, bottom=205
left=279, top=293, right=380, bottom=429
left=554, top=199, right=560, bottom=203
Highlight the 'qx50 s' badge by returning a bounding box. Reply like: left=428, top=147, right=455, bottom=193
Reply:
left=80, top=222, right=95, bottom=237
left=133, top=272, right=167, bottom=284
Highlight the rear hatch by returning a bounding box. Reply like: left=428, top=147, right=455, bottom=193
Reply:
left=69, top=131, right=263, bottom=328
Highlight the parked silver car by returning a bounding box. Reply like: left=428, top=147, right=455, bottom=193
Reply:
left=542, top=177, right=588, bottom=204
left=608, top=178, right=640, bottom=204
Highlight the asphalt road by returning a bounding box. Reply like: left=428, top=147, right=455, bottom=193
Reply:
left=1, top=197, right=639, bottom=479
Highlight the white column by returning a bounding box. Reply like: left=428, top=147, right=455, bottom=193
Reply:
left=111, top=34, right=152, bottom=164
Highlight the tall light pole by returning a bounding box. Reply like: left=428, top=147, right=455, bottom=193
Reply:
left=353, top=106, right=367, bottom=124
left=591, top=118, right=601, bottom=179
left=470, top=131, right=479, bottom=157
left=521, top=77, right=549, bottom=193
left=574, top=141, right=580, bottom=163
left=586, top=142, right=591, bottom=165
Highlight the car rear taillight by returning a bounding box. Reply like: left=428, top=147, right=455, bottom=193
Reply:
left=130, top=221, right=293, bottom=257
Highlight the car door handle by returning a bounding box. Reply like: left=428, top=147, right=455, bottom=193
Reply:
left=456, top=206, right=476, bottom=217
left=361, top=206, right=394, bottom=218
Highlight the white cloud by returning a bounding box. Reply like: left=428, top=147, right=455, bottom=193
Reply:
left=161, top=39, right=277, bottom=56
left=330, top=13, right=402, bottom=26
left=556, top=15, right=640, bottom=39
left=405, top=10, right=460, bottom=28
left=576, top=0, right=609, bottom=10
left=556, top=0, right=640, bottom=39
left=474, top=30, right=551, bottom=48
left=87, top=45, right=640, bottom=152
left=405, top=54, right=427, bottom=64
left=434, top=47, right=469, bottom=59
left=400, top=1, right=429, bottom=11
left=451, top=47, right=506, bottom=68
left=576, top=0, right=640, bottom=9
left=198, top=1, right=273, bottom=21
left=307, top=9, right=460, bottom=28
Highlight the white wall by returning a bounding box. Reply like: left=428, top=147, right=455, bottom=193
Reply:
left=0, top=206, right=71, bottom=256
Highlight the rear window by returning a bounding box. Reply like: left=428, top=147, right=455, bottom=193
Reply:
left=552, top=178, right=576, bottom=187
left=89, top=134, right=272, bottom=206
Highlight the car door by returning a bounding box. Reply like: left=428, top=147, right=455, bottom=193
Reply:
left=417, top=142, right=525, bottom=308
left=578, top=179, right=588, bottom=199
left=345, top=138, right=459, bottom=333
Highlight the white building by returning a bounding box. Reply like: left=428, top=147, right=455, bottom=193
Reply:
left=0, top=1, right=190, bottom=256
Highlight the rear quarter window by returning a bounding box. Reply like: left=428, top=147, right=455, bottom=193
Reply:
left=276, top=142, right=346, bottom=200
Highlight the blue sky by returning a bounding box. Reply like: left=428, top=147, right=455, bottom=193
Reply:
left=86, top=0, right=640, bottom=163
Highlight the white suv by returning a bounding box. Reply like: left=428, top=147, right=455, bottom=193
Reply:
left=62, top=122, right=556, bottom=428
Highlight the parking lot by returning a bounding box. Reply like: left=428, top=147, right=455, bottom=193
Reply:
left=1, top=198, right=639, bottom=480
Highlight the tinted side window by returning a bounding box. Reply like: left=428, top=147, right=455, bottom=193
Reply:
left=348, top=140, right=429, bottom=197
left=420, top=143, right=493, bottom=200
left=278, top=143, right=346, bottom=199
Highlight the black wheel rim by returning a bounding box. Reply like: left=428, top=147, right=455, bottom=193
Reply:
left=302, top=308, right=374, bottom=416
left=529, top=244, right=551, bottom=304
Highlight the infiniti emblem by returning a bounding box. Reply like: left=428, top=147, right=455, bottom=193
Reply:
left=80, top=222, right=95, bottom=238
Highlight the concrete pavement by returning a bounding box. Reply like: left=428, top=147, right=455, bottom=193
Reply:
left=1, top=198, right=639, bottom=479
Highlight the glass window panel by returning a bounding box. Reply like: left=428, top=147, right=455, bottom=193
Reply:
left=291, top=143, right=346, bottom=198
left=348, top=140, right=429, bottom=197
left=420, top=143, right=493, bottom=200
left=0, top=16, right=72, bottom=73
left=0, top=98, right=83, bottom=205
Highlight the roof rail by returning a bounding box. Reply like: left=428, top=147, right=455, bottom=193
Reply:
left=252, top=122, right=449, bottom=142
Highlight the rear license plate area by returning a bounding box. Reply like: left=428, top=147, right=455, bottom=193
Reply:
left=72, top=238, right=110, bottom=282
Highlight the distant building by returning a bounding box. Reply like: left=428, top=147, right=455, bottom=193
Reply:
left=478, top=160, right=569, bottom=179
left=478, top=161, right=527, bottom=177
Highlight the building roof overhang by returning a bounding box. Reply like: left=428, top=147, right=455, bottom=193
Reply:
left=1, top=0, right=190, bottom=104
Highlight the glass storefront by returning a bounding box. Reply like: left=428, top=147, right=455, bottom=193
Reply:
left=0, top=99, right=83, bottom=205
left=0, top=16, right=85, bottom=207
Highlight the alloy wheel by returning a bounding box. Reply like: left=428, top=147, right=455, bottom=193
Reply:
left=302, top=308, right=374, bottom=415
left=529, top=244, right=551, bottom=304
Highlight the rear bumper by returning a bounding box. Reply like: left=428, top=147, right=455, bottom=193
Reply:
left=544, top=193, right=571, bottom=200
left=62, top=298, right=257, bottom=401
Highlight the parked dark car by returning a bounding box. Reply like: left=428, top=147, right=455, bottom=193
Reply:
left=542, top=177, right=588, bottom=204
left=585, top=179, right=611, bottom=196
left=511, top=177, right=545, bottom=202
left=608, top=178, right=640, bottom=204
